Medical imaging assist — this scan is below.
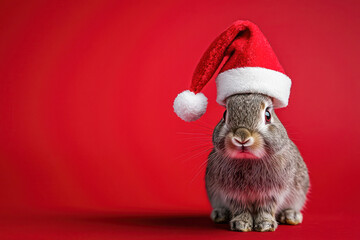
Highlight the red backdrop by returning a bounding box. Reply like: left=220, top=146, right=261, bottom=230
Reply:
left=0, top=0, right=360, bottom=239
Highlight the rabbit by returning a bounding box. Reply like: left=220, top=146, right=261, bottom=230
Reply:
left=205, top=93, right=309, bottom=232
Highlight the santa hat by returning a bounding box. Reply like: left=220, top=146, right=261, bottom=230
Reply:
left=173, top=20, right=291, bottom=122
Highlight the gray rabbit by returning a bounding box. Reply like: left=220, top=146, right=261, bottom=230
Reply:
left=205, top=93, right=309, bottom=232
left=173, top=20, right=309, bottom=232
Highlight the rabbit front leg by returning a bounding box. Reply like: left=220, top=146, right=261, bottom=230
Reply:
left=253, top=202, right=278, bottom=232
left=226, top=200, right=254, bottom=232
left=229, top=211, right=253, bottom=232
left=254, top=211, right=278, bottom=232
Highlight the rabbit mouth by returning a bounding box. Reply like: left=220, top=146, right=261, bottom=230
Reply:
left=223, top=133, right=264, bottom=159
left=226, top=148, right=260, bottom=159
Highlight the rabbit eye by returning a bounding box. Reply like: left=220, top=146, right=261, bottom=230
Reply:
left=265, top=109, right=271, bottom=123
left=223, top=110, right=227, bottom=121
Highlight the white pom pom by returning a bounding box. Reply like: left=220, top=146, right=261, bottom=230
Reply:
left=173, top=90, right=208, bottom=122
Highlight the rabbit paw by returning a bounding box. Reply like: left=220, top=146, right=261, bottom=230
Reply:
left=277, top=209, right=303, bottom=225
left=254, top=212, right=277, bottom=232
left=229, top=212, right=253, bottom=232
left=210, top=208, right=231, bottom=223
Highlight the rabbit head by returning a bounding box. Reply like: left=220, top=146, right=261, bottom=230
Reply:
left=212, top=93, right=289, bottom=160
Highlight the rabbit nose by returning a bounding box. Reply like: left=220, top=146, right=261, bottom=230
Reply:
left=233, top=137, right=249, bottom=145
left=231, top=136, right=253, bottom=147
left=232, top=128, right=254, bottom=147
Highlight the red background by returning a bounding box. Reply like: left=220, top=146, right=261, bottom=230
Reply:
left=0, top=0, right=359, bottom=239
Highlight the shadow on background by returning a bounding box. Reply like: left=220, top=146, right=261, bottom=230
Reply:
left=74, top=214, right=228, bottom=231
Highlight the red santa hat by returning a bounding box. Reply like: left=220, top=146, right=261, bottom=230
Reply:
left=173, top=20, right=291, bottom=122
